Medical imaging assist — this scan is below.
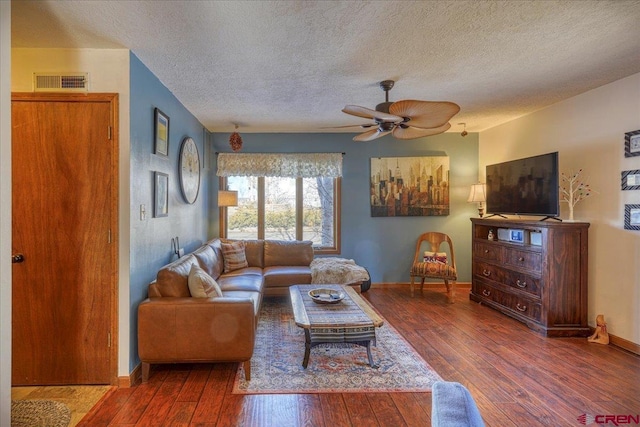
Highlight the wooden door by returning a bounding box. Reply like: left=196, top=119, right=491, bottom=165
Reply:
left=11, top=93, right=118, bottom=385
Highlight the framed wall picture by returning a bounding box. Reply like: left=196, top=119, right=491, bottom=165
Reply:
left=154, top=171, right=169, bottom=217
left=154, top=108, right=169, bottom=156
left=621, top=170, right=640, bottom=190
left=624, top=204, right=640, bottom=230
left=370, top=156, right=450, bottom=217
left=624, top=129, right=640, bottom=158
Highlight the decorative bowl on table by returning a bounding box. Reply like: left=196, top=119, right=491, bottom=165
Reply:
left=308, top=288, right=345, bottom=304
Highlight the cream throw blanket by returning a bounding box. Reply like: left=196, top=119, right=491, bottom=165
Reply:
left=310, top=257, right=370, bottom=285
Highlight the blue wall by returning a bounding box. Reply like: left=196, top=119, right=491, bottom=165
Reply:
left=129, top=53, right=212, bottom=371
left=211, top=132, right=479, bottom=285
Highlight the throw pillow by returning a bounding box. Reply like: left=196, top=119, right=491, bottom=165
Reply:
left=221, top=240, right=248, bottom=273
left=423, top=251, right=448, bottom=264
left=188, top=264, right=222, bottom=298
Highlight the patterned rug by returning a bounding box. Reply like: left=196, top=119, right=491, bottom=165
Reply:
left=233, top=297, right=441, bottom=394
left=11, top=399, right=71, bottom=427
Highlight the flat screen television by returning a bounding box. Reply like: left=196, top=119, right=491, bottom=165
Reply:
left=485, top=152, right=560, bottom=218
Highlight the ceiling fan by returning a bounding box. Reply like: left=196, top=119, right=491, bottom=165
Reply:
left=340, top=80, right=460, bottom=142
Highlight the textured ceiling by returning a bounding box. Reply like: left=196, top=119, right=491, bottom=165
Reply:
left=11, top=0, right=640, bottom=134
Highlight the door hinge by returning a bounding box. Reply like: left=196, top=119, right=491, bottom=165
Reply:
left=108, top=229, right=112, bottom=244
left=108, top=332, right=111, bottom=348
left=107, top=126, right=112, bottom=140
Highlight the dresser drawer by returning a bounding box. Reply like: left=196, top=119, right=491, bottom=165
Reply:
left=474, top=261, right=505, bottom=283
left=475, top=282, right=541, bottom=322
left=502, top=270, right=542, bottom=297
left=474, top=262, right=542, bottom=298
left=505, top=248, right=542, bottom=274
left=473, top=242, right=503, bottom=263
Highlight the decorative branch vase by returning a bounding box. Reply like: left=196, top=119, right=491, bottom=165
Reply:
left=560, top=169, right=594, bottom=222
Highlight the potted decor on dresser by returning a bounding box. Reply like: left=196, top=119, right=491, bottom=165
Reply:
left=560, top=169, right=595, bottom=222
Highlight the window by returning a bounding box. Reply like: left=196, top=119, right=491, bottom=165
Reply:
left=220, top=176, right=341, bottom=253
left=217, top=153, right=342, bottom=254
left=225, top=176, right=259, bottom=240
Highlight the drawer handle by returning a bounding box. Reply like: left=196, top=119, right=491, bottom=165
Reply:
left=516, top=303, right=527, bottom=312
left=484, top=249, right=489, bottom=254
left=482, top=269, right=491, bottom=277
left=518, top=257, right=525, bottom=262
left=516, top=279, right=527, bottom=288
left=482, top=289, right=491, bottom=297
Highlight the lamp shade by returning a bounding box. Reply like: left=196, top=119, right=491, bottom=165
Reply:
left=218, top=190, right=238, bottom=207
left=467, top=183, right=486, bottom=203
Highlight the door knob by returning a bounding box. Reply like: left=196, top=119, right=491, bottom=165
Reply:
left=12, top=254, right=25, bottom=263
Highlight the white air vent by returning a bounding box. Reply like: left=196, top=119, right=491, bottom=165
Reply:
left=33, top=73, right=89, bottom=92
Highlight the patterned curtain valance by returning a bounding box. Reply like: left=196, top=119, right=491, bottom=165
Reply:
left=217, top=153, right=343, bottom=177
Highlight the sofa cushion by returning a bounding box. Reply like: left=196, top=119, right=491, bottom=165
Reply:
left=213, top=291, right=262, bottom=317
left=264, top=240, right=314, bottom=267
left=156, top=255, right=198, bottom=297
left=191, top=244, right=218, bottom=279
left=219, top=266, right=263, bottom=278
left=221, top=240, right=249, bottom=272
left=411, top=262, right=457, bottom=280
left=188, top=264, right=222, bottom=298
left=263, top=266, right=312, bottom=287
left=218, top=274, right=264, bottom=293
left=206, top=239, right=224, bottom=279
left=243, top=240, right=264, bottom=268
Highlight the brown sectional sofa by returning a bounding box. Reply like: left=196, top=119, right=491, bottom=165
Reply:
left=138, top=238, right=314, bottom=382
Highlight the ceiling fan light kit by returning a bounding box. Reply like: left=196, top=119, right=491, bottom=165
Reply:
left=341, top=80, right=460, bottom=142
left=459, top=122, right=468, bottom=137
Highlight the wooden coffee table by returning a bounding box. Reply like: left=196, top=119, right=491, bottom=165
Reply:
left=289, top=284, right=384, bottom=368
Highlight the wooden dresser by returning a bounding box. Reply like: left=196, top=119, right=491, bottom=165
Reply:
left=470, top=218, right=590, bottom=337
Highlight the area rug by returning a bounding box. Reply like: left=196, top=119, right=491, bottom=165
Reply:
left=233, top=297, right=441, bottom=394
left=11, top=399, right=71, bottom=427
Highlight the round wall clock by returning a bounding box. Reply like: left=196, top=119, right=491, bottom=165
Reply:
left=178, top=137, right=200, bottom=204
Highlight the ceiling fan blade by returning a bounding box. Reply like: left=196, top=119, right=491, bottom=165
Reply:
left=392, top=122, right=451, bottom=140
left=342, top=105, right=402, bottom=122
left=389, top=100, right=460, bottom=128
left=353, top=128, right=391, bottom=142
left=319, top=123, right=376, bottom=129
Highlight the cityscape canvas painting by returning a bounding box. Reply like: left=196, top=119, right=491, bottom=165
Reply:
left=370, top=156, right=450, bottom=217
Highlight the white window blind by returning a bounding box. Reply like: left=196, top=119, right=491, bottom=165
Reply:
left=217, top=153, right=342, bottom=178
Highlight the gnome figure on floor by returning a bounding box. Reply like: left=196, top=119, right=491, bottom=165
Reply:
left=588, top=314, right=609, bottom=345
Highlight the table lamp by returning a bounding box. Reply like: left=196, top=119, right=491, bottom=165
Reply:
left=467, top=183, right=486, bottom=217
left=218, top=190, right=238, bottom=207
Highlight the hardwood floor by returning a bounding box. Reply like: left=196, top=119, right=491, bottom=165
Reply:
left=79, top=285, right=640, bottom=426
